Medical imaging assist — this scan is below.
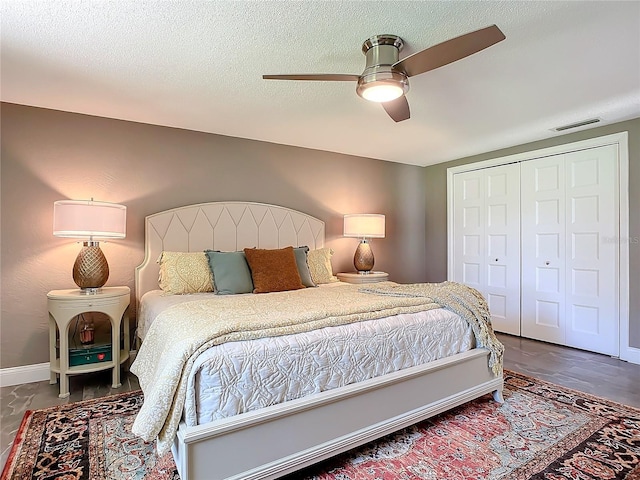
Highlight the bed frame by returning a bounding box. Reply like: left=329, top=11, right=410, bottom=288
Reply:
left=135, top=201, right=504, bottom=480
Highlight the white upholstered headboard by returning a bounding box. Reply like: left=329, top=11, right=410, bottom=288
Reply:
left=134, top=202, right=325, bottom=305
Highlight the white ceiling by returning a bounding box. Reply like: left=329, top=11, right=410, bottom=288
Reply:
left=2, top=1, right=639, bottom=167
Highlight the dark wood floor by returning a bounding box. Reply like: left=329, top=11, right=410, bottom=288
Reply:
left=499, top=333, right=640, bottom=407
left=1, top=334, right=639, bottom=471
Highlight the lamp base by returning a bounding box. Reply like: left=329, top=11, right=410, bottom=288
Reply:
left=79, top=287, right=103, bottom=295
left=353, top=240, right=375, bottom=273
left=73, top=242, right=109, bottom=290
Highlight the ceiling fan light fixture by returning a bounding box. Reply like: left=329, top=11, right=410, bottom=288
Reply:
left=356, top=71, right=409, bottom=103
left=360, top=83, right=404, bottom=102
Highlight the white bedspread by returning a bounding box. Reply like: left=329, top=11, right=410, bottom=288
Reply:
left=139, top=287, right=474, bottom=427
left=187, top=308, right=472, bottom=424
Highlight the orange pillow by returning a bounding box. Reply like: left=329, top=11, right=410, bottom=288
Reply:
left=243, top=246, right=305, bottom=294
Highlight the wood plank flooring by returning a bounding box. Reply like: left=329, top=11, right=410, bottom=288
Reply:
left=1, top=334, right=639, bottom=472
left=499, top=333, right=640, bottom=407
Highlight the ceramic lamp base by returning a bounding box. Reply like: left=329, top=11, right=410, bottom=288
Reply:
left=354, top=240, right=375, bottom=272
left=73, top=242, right=109, bottom=290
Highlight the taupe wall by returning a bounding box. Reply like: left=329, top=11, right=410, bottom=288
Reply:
left=2, top=102, right=636, bottom=369
left=424, top=118, right=640, bottom=348
left=0, top=103, right=427, bottom=369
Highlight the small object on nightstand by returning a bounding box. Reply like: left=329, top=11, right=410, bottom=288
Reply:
left=79, top=316, right=95, bottom=345
left=68, top=342, right=112, bottom=367
left=337, top=272, right=389, bottom=284
left=48, top=286, right=130, bottom=398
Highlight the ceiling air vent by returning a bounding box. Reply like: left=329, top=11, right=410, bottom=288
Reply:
left=553, top=118, right=601, bottom=132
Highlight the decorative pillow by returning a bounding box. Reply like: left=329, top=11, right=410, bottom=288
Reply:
left=243, top=246, right=305, bottom=294
left=157, top=252, right=214, bottom=295
left=205, top=250, right=254, bottom=295
left=307, top=247, right=339, bottom=284
left=293, top=246, right=317, bottom=287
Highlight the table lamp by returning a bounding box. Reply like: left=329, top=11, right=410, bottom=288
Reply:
left=53, top=199, right=126, bottom=293
left=343, top=214, right=385, bottom=273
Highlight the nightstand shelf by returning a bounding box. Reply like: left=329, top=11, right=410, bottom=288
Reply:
left=50, top=349, right=129, bottom=376
left=48, top=286, right=130, bottom=398
left=336, top=272, right=389, bottom=284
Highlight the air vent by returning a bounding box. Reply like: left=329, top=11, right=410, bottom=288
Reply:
left=553, top=118, right=601, bottom=132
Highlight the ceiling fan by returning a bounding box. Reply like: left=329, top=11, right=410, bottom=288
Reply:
left=263, top=25, right=505, bottom=122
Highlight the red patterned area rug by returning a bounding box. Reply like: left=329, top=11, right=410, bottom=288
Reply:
left=2, top=371, right=639, bottom=480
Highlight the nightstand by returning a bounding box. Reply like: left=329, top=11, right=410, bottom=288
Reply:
left=48, top=286, right=130, bottom=398
left=336, top=272, right=389, bottom=284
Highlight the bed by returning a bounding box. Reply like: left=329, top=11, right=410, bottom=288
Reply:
left=132, top=201, right=504, bottom=480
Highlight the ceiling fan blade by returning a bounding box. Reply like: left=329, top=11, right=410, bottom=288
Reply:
left=393, top=25, right=505, bottom=77
left=382, top=96, right=410, bottom=122
left=263, top=74, right=360, bottom=81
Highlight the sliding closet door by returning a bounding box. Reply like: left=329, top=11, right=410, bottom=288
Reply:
left=521, top=145, right=619, bottom=355
left=452, top=164, right=521, bottom=335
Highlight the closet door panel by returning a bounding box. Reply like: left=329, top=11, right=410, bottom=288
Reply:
left=453, top=171, right=485, bottom=292
left=484, top=164, right=520, bottom=335
left=521, top=156, right=566, bottom=344
left=565, top=145, right=618, bottom=355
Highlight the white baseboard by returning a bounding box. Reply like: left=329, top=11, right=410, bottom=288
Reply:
left=621, top=345, right=640, bottom=365
left=0, top=352, right=138, bottom=388
left=0, top=362, right=51, bottom=387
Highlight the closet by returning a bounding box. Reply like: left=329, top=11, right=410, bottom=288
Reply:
left=449, top=142, right=621, bottom=356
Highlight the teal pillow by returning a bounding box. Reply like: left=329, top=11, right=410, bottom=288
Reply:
left=294, top=246, right=316, bottom=287
left=205, top=250, right=254, bottom=295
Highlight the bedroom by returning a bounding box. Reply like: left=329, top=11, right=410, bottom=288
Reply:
left=1, top=1, right=639, bottom=479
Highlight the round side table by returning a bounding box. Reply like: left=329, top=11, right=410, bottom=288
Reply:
left=47, top=286, right=130, bottom=398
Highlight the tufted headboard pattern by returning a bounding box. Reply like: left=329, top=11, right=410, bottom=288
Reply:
left=134, top=202, right=325, bottom=305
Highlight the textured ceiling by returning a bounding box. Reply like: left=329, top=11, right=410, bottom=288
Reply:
left=2, top=1, right=639, bottom=167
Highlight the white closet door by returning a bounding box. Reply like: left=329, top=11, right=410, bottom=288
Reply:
left=521, top=146, right=619, bottom=355
left=453, top=170, right=485, bottom=293
left=521, top=156, right=567, bottom=344
left=453, top=164, right=520, bottom=335
left=564, top=146, right=618, bottom=355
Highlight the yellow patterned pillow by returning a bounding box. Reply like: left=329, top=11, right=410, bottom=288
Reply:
left=307, top=248, right=339, bottom=284
left=158, top=252, right=214, bottom=294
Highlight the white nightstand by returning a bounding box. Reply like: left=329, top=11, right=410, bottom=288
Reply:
left=48, top=286, right=130, bottom=398
left=336, top=272, right=389, bottom=284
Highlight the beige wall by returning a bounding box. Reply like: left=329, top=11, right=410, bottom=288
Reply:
left=424, top=118, right=640, bottom=348
left=0, top=102, right=427, bottom=368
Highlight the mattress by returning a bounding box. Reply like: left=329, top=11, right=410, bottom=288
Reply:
left=139, top=286, right=475, bottom=426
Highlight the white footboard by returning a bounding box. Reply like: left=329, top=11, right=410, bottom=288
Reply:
left=172, top=348, right=503, bottom=480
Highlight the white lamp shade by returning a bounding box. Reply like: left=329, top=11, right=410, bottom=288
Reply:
left=53, top=200, right=126, bottom=239
left=344, top=214, right=385, bottom=238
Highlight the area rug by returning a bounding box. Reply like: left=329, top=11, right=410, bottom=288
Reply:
left=2, top=371, right=639, bottom=480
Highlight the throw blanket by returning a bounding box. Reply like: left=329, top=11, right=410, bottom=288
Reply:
left=131, top=282, right=503, bottom=455
left=360, top=282, right=504, bottom=376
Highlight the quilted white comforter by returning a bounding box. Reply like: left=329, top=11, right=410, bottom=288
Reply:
left=139, top=286, right=474, bottom=426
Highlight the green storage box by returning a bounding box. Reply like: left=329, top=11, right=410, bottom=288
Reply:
left=68, top=344, right=112, bottom=367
